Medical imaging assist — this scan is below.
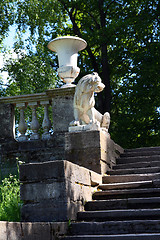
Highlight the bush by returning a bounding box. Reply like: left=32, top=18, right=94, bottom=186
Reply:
left=0, top=175, right=22, bottom=221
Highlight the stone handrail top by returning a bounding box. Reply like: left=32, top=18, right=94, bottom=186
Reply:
left=0, top=87, right=75, bottom=105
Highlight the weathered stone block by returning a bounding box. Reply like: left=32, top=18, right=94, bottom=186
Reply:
left=0, top=221, right=68, bottom=240
left=0, top=103, right=15, bottom=141
left=107, top=138, right=124, bottom=167
left=21, top=222, right=51, bottom=240
left=0, top=222, right=22, bottom=240
left=21, top=200, right=68, bottom=222
left=21, top=181, right=66, bottom=202
left=20, top=161, right=65, bottom=182
left=20, top=160, right=102, bottom=222
left=65, top=130, right=121, bottom=174
left=0, top=221, right=7, bottom=240
left=51, top=88, right=75, bottom=132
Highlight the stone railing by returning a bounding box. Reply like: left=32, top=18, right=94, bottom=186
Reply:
left=0, top=88, right=75, bottom=141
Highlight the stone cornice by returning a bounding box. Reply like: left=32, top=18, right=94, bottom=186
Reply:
left=0, top=87, right=75, bottom=105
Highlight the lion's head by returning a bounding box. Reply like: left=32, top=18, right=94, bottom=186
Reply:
left=76, top=72, right=105, bottom=95
left=74, top=72, right=105, bottom=108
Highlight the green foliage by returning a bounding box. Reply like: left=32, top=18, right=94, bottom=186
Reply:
left=111, top=36, right=160, bottom=148
left=3, top=52, right=58, bottom=96
left=0, top=0, right=16, bottom=44
left=0, top=175, right=22, bottom=222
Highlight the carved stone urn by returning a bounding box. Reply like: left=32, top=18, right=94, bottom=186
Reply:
left=47, top=36, right=87, bottom=88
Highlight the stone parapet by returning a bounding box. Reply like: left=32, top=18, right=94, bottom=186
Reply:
left=19, top=160, right=102, bottom=222
left=0, top=88, right=75, bottom=105
left=0, top=221, right=68, bottom=240
left=0, top=88, right=75, bottom=142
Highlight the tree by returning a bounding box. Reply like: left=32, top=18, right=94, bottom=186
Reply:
left=1, top=0, right=160, bottom=148
left=3, top=51, right=59, bottom=96
left=0, top=0, right=16, bottom=44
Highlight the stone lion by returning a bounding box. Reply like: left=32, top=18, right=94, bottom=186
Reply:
left=70, top=72, right=110, bottom=131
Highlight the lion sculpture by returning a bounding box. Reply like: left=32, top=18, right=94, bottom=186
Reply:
left=70, top=72, right=110, bottom=132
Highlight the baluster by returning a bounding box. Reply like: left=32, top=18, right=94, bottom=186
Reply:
left=41, top=100, right=52, bottom=140
left=29, top=102, right=40, bottom=140
left=17, top=103, right=28, bottom=141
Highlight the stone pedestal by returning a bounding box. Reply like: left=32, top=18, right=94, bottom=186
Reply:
left=20, top=160, right=102, bottom=222
left=65, top=130, right=123, bottom=174
left=46, top=88, right=75, bottom=132
left=0, top=103, right=15, bottom=141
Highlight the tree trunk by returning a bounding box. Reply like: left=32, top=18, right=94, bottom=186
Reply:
left=97, top=0, right=112, bottom=114
left=98, top=44, right=111, bottom=114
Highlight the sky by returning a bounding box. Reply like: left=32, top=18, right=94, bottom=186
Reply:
left=3, top=25, right=17, bottom=49
left=0, top=25, right=26, bottom=84
left=0, top=25, right=16, bottom=84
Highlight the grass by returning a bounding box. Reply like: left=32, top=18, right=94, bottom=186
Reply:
left=0, top=174, right=22, bottom=221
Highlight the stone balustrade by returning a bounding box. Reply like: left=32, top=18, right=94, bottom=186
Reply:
left=0, top=88, right=75, bottom=141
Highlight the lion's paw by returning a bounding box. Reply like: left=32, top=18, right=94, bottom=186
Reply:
left=69, top=120, right=80, bottom=126
left=89, top=119, right=98, bottom=124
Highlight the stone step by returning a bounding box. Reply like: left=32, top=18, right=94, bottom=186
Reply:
left=98, top=181, right=153, bottom=190
left=113, top=161, right=160, bottom=170
left=85, top=197, right=160, bottom=211
left=62, top=233, right=160, bottom=240
left=67, top=220, right=160, bottom=235
left=108, top=166, right=160, bottom=175
left=62, top=146, right=160, bottom=239
left=125, top=146, right=160, bottom=153
left=103, top=173, right=160, bottom=184
left=77, top=209, right=160, bottom=221
left=121, top=151, right=160, bottom=158
left=117, top=155, right=160, bottom=164
left=93, top=188, right=160, bottom=200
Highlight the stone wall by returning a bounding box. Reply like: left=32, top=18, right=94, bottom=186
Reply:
left=0, top=130, right=123, bottom=180
left=20, top=160, right=102, bottom=222
left=0, top=132, right=65, bottom=180
left=0, top=221, right=68, bottom=240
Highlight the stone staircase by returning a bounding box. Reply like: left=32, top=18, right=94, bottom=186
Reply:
left=63, top=146, right=160, bottom=240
